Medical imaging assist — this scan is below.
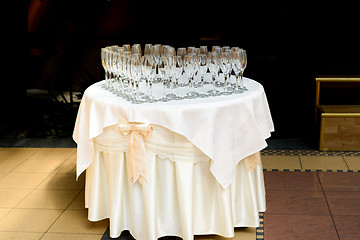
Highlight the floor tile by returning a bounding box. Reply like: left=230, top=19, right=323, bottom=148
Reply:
left=0, top=148, right=39, bottom=172
left=0, top=189, right=31, bottom=208
left=41, top=232, right=103, bottom=240
left=266, top=190, right=329, bottom=216
left=230, top=227, right=256, bottom=240
left=325, top=191, right=360, bottom=216
left=67, top=190, right=85, bottom=210
left=27, top=148, right=76, bottom=161
left=300, top=156, right=348, bottom=170
left=264, top=171, right=322, bottom=191
left=333, top=215, right=360, bottom=240
left=0, top=172, right=49, bottom=189
left=0, top=232, right=43, bottom=240
left=0, top=208, right=62, bottom=232
left=343, top=156, right=360, bottom=170
left=48, top=210, right=109, bottom=234
left=53, top=156, right=76, bottom=174
left=261, top=155, right=301, bottom=170
left=16, top=189, right=80, bottom=209
left=318, top=172, right=360, bottom=192
left=264, top=214, right=338, bottom=240
left=194, top=227, right=255, bottom=240
left=37, top=173, right=85, bottom=190
left=0, top=208, right=11, bottom=221
left=12, top=158, right=66, bottom=173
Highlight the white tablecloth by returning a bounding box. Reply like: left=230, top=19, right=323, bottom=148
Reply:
left=73, top=77, right=274, bottom=188
left=86, top=124, right=266, bottom=239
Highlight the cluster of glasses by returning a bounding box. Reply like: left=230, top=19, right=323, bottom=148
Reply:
left=101, top=44, right=247, bottom=103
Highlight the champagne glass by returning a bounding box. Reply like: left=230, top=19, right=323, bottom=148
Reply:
left=220, top=51, right=232, bottom=93
left=122, top=44, right=131, bottom=52
left=184, top=54, right=197, bottom=98
left=101, top=48, right=108, bottom=80
left=221, top=46, right=230, bottom=52
left=177, top=47, right=187, bottom=76
left=101, top=48, right=110, bottom=89
left=168, top=46, right=176, bottom=56
left=131, top=44, right=142, bottom=55
left=152, top=45, right=161, bottom=83
left=192, top=53, right=200, bottom=86
left=231, top=51, right=243, bottom=93
left=130, top=54, right=142, bottom=103
left=142, top=55, right=150, bottom=89
left=208, top=51, right=220, bottom=96
left=122, top=51, right=132, bottom=97
left=145, top=55, right=156, bottom=102
left=200, top=46, right=208, bottom=55
left=239, top=49, right=247, bottom=90
left=144, top=44, right=152, bottom=56
left=212, top=46, right=221, bottom=55
left=106, top=47, right=117, bottom=87
left=105, top=47, right=113, bottom=80
left=173, top=55, right=183, bottom=99
left=112, top=51, right=121, bottom=94
left=187, top=46, right=196, bottom=54
left=177, top=48, right=187, bottom=59
left=161, top=45, right=170, bottom=57
left=165, top=56, right=176, bottom=99
left=198, top=54, right=208, bottom=85
left=157, top=56, right=169, bottom=101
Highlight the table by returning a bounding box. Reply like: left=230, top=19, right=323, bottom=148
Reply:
left=73, top=77, right=274, bottom=239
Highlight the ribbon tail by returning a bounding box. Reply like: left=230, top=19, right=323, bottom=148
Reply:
left=246, top=152, right=260, bottom=172
left=128, top=131, right=148, bottom=183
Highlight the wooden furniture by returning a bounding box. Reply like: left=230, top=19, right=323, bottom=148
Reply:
left=315, top=76, right=360, bottom=151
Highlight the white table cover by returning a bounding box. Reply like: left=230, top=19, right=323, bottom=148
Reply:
left=86, top=124, right=266, bottom=239
left=73, top=77, right=274, bottom=188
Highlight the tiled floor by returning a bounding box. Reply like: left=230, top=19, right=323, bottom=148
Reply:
left=0, top=148, right=359, bottom=240
left=262, top=151, right=360, bottom=240
left=0, top=148, right=108, bottom=240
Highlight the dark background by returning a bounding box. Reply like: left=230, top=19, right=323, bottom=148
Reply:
left=1, top=1, right=359, bottom=144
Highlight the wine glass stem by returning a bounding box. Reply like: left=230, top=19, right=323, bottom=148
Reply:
left=175, top=78, right=179, bottom=97
left=149, top=82, right=154, bottom=102
left=163, top=80, right=167, bottom=97
left=212, top=75, right=216, bottom=94
left=235, top=75, right=239, bottom=91
left=240, top=72, right=243, bottom=89
left=191, top=77, right=195, bottom=93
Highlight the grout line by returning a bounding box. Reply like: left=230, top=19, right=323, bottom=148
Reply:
left=316, top=172, right=341, bottom=240
left=39, top=208, right=68, bottom=240
left=5, top=148, right=42, bottom=174
left=0, top=149, right=44, bottom=223
left=298, top=155, right=304, bottom=170
left=342, top=156, right=351, bottom=171
left=38, top=157, right=82, bottom=239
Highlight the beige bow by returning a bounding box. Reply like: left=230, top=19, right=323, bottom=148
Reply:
left=118, top=117, right=154, bottom=184
left=246, top=152, right=261, bottom=171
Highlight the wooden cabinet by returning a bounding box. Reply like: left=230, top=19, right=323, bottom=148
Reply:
left=315, top=76, right=360, bottom=151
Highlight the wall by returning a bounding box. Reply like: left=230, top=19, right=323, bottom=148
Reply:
left=18, top=1, right=360, bottom=139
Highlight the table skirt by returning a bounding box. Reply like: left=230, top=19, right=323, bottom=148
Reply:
left=84, top=125, right=266, bottom=240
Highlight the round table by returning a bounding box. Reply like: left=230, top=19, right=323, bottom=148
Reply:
left=73, top=77, right=274, bottom=239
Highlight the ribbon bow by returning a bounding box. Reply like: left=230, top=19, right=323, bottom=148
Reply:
left=246, top=152, right=261, bottom=171
left=118, top=117, right=154, bottom=184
